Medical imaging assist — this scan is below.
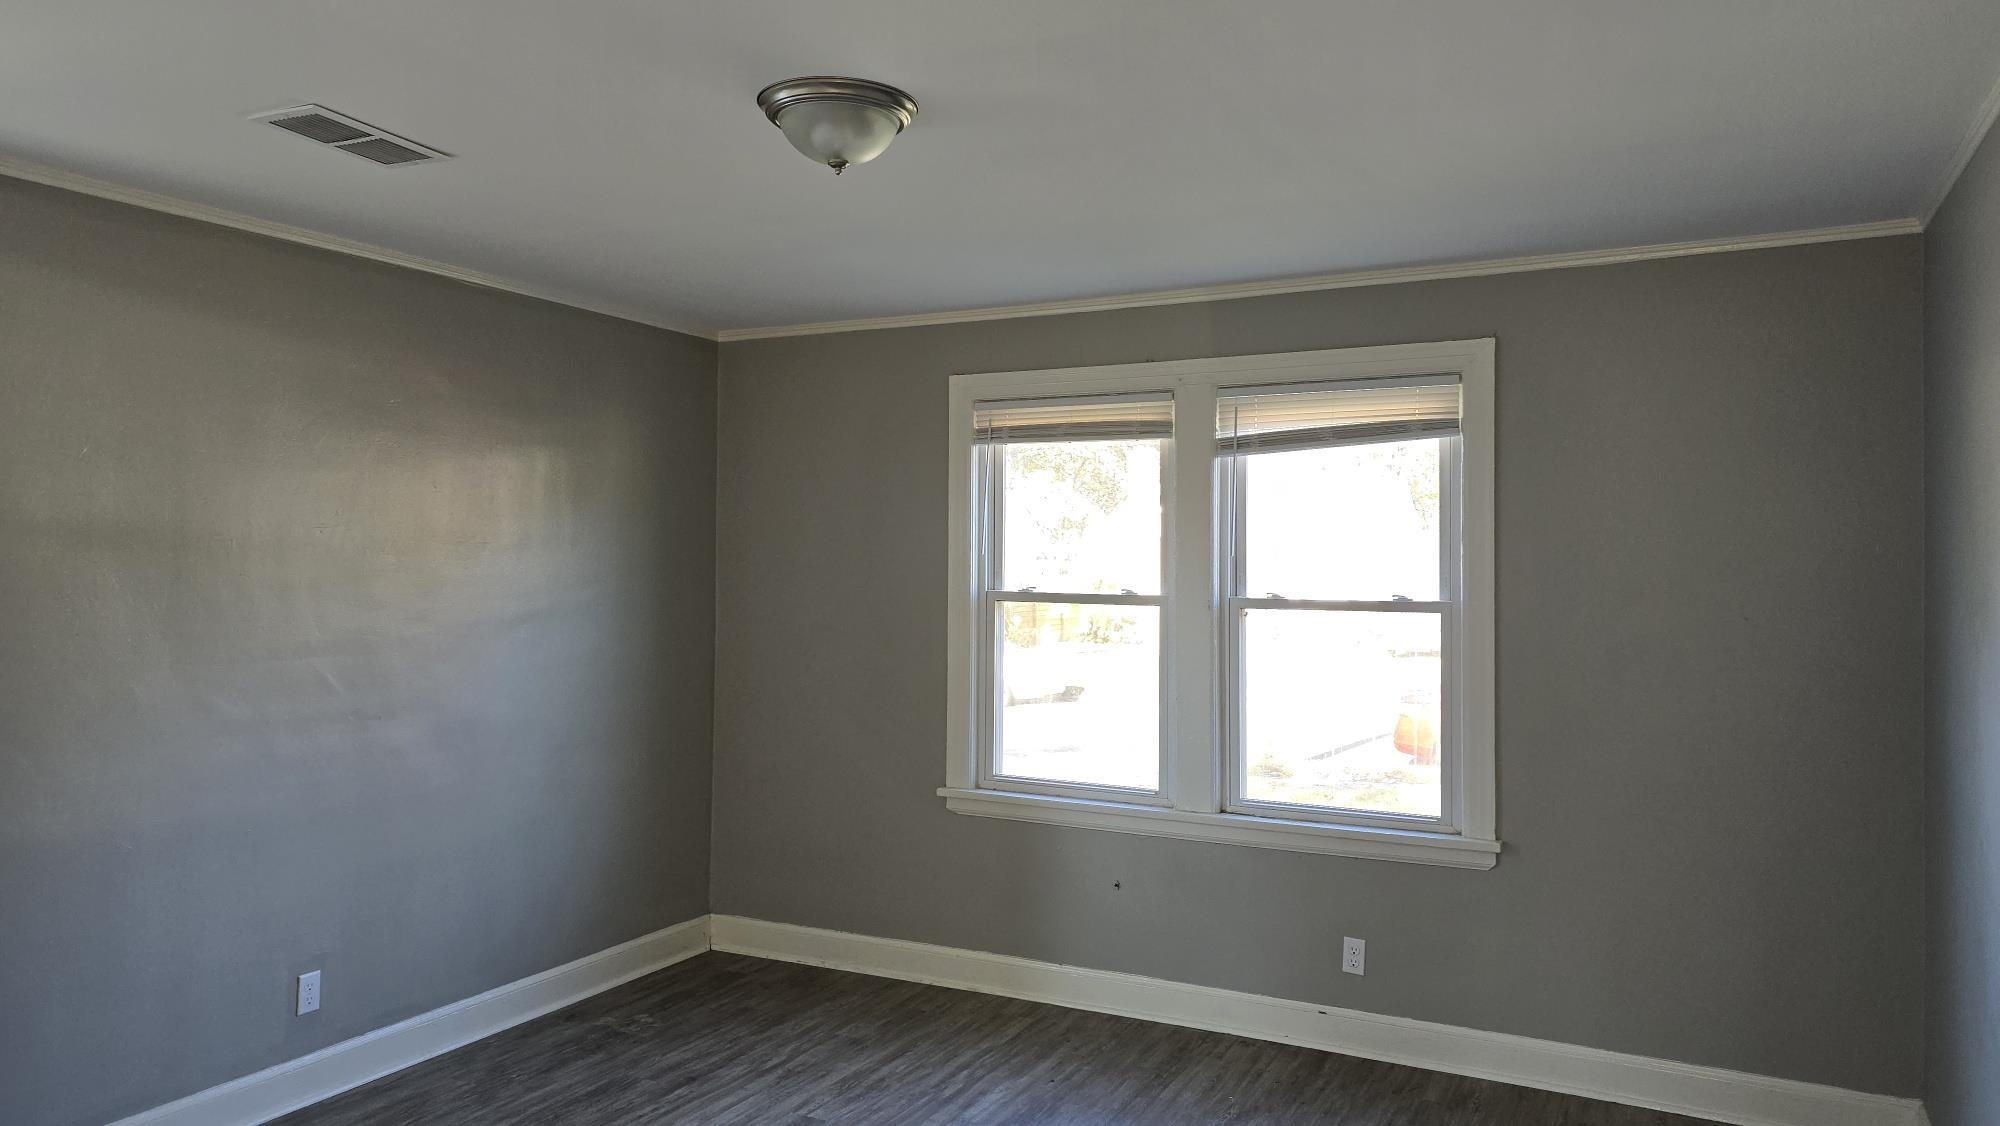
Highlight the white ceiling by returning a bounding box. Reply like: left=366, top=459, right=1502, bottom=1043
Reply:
left=3, top=1, right=1997, bottom=337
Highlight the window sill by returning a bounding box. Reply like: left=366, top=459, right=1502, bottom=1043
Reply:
left=937, top=787, right=1499, bottom=869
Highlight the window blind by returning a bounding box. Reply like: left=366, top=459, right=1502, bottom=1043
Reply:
left=973, top=392, right=1174, bottom=444
left=1216, top=373, right=1460, bottom=454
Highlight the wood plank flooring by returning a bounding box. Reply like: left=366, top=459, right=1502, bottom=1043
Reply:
left=274, top=952, right=1722, bottom=1125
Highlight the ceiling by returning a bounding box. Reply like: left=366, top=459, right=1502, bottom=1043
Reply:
left=3, top=1, right=1997, bottom=338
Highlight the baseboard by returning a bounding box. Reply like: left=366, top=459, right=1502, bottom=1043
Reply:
left=109, top=915, right=712, bottom=1126
left=105, top=912, right=1925, bottom=1126
left=709, top=915, right=1922, bottom=1126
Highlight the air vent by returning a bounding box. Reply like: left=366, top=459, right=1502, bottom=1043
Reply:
left=252, top=105, right=450, bottom=168
left=336, top=138, right=431, bottom=165
left=266, top=112, right=370, bottom=145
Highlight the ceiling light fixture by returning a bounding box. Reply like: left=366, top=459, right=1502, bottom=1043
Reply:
left=756, top=76, right=918, bottom=175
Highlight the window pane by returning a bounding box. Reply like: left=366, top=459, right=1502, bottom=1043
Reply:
left=1240, top=609, right=1441, bottom=818
left=995, top=601, right=1159, bottom=791
left=1001, top=440, right=1162, bottom=595
left=1242, top=438, right=1441, bottom=601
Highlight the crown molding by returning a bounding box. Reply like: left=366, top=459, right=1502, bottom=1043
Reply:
left=2, top=151, right=1929, bottom=349
left=1922, top=66, right=2000, bottom=226
left=0, top=152, right=719, bottom=341
left=716, top=218, right=1923, bottom=342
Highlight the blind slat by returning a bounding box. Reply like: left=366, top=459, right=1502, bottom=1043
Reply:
left=974, top=392, right=1173, bottom=444
left=1217, top=376, right=1461, bottom=454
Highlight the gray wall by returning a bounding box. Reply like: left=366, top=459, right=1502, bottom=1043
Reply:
left=1925, top=119, right=2000, bottom=1126
left=0, top=176, right=717, bottom=1126
left=713, top=236, right=1926, bottom=1095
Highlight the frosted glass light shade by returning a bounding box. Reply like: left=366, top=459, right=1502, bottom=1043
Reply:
left=775, top=101, right=904, bottom=170
left=757, top=77, right=919, bottom=174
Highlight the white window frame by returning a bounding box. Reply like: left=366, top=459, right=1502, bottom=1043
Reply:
left=972, top=432, right=1174, bottom=806
left=941, top=340, right=1498, bottom=869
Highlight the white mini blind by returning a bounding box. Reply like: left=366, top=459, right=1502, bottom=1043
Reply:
left=1217, top=373, right=1460, bottom=454
left=973, top=392, right=1174, bottom=444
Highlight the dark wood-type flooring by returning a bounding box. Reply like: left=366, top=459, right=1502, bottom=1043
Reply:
left=274, top=952, right=1723, bottom=1125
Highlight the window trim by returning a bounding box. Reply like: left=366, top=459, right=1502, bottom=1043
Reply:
left=942, top=340, right=1497, bottom=869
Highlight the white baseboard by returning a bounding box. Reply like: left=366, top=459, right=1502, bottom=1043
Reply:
left=109, top=915, right=711, bottom=1126
left=709, top=915, right=1923, bottom=1126
left=107, top=912, right=1926, bottom=1126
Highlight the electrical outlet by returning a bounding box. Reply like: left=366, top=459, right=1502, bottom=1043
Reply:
left=296, top=970, right=321, bottom=1016
left=1342, top=937, right=1366, bottom=976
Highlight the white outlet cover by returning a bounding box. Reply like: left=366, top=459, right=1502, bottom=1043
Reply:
left=1342, top=937, right=1366, bottom=976
left=297, top=969, right=321, bottom=1015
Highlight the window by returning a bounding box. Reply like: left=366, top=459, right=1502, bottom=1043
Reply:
left=943, top=342, right=1497, bottom=868
left=1221, top=377, right=1459, bottom=827
left=976, top=394, right=1170, bottom=796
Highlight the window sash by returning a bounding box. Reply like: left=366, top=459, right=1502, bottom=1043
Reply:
left=1218, top=433, right=1465, bottom=832
left=984, top=430, right=1167, bottom=599
left=1222, top=602, right=1454, bottom=829
left=973, top=438, right=1171, bottom=802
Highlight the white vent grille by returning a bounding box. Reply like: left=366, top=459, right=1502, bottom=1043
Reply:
left=252, top=105, right=450, bottom=168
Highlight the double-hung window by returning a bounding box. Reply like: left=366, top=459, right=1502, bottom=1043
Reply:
left=943, top=342, right=1497, bottom=868
left=972, top=393, right=1173, bottom=797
